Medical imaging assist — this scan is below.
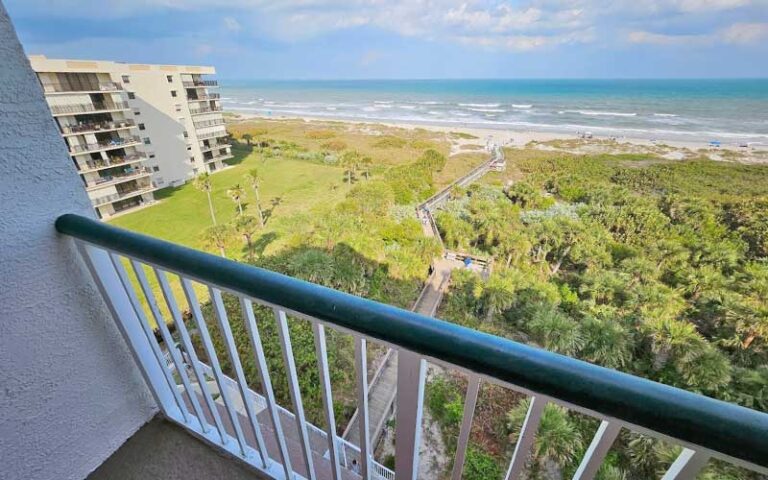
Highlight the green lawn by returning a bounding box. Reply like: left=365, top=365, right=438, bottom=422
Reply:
left=109, top=145, right=353, bottom=325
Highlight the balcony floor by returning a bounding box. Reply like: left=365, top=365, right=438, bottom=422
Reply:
left=87, top=416, right=268, bottom=480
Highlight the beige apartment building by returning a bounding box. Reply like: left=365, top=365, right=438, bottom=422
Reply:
left=28, top=55, right=232, bottom=218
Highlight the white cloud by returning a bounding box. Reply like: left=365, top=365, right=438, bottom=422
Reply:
left=628, top=21, right=768, bottom=46
left=223, top=16, right=242, bottom=32
left=720, top=22, right=768, bottom=43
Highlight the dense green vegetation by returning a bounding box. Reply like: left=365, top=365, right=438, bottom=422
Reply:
left=430, top=152, right=768, bottom=479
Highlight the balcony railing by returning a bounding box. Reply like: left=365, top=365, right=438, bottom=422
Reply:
left=189, top=105, right=223, bottom=116
left=61, top=119, right=136, bottom=136
left=90, top=186, right=155, bottom=207
left=80, top=153, right=146, bottom=173
left=42, top=81, right=123, bottom=94
left=50, top=101, right=131, bottom=116
left=69, top=135, right=141, bottom=155
left=55, top=215, right=768, bottom=480
left=183, top=80, right=218, bottom=88
left=187, top=93, right=220, bottom=102
left=85, top=167, right=151, bottom=190
left=193, top=118, right=226, bottom=130
left=204, top=151, right=233, bottom=163
left=197, top=128, right=228, bottom=140
left=200, top=140, right=231, bottom=152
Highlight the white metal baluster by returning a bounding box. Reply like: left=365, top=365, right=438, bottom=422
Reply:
left=313, top=322, right=342, bottom=480
left=504, top=396, right=547, bottom=480
left=275, top=309, right=317, bottom=480
left=451, top=374, right=481, bottom=480
left=572, top=421, right=621, bottom=480
left=394, top=350, right=427, bottom=480
left=75, top=243, right=180, bottom=419
left=180, top=278, right=248, bottom=455
left=154, top=268, right=227, bottom=441
left=130, top=259, right=206, bottom=429
left=355, top=337, right=371, bottom=480
left=240, top=297, right=293, bottom=479
left=209, top=287, right=270, bottom=468
left=661, top=449, right=710, bottom=480
left=105, top=251, right=188, bottom=421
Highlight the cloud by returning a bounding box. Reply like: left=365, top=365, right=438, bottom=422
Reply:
left=720, top=22, right=768, bottom=43
left=223, top=16, right=241, bottom=32
left=628, top=21, right=768, bottom=46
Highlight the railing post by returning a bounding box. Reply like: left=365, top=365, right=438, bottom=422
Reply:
left=394, top=350, right=426, bottom=480
left=74, top=242, right=180, bottom=419
left=661, top=449, right=710, bottom=480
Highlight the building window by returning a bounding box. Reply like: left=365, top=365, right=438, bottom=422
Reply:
left=171, top=90, right=177, bottom=97
left=138, top=123, right=146, bottom=131
left=121, top=75, right=130, bottom=83
left=133, top=110, right=141, bottom=116
left=190, top=157, right=195, bottom=163
left=187, top=145, right=192, bottom=151
left=153, top=166, right=160, bottom=172
left=167, top=75, right=173, bottom=83
left=127, top=92, right=135, bottom=100
left=149, top=154, right=156, bottom=159
left=183, top=131, right=189, bottom=139
left=143, top=137, right=151, bottom=145
left=175, top=104, right=182, bottom=112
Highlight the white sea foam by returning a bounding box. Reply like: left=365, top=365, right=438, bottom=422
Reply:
left=459, top=102, right=501, bottom=108
left=374, top=100, right=393, bottom=104
left=468, top=107, right=506, bottom=113
left=512, top=104, right=533, bottom=109
left=418, top=101, right=441, bottom=105
left=399, top=105, right=417, bottom=110
left=653, top=113, right=679, bottom=117
left=428, top=111, right=441, bottom=115
left=564, top=110, right=638, bottom=117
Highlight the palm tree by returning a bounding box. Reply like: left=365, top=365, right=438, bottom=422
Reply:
left=506, top=399, right=582, bottom=474
left=232, top=215, right=259, bottom=260
left=202, top=224, right=229, bottom=258
left=341, top=151, right=360, bottom=184
left=227, top=184, right=246, bottom=215
left=244, top=169, right=264, bottom=226
left=193, top=173, right=216, bottom=225
left=360, top=156, right=373, bottom=179
left=241, top=133, right=253, bottom=145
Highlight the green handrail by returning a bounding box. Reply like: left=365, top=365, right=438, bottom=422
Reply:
left=55, top=213, right=768, bottom=469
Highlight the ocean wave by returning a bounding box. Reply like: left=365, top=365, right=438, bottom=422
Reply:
left=418, top=101, right=441, bottom=105
left=374, top=100, right=393, bottom=104
left=459, top=102, right=500, bottom=108
left=399, top=105, right=418, bottom=110
left=512, top=104, right=533, bottom=109
left=468, top=107, right=506, bottom=113
left=653, top=113, right=679, bottom=117
left=428, top=111, right=441, bottom=115
left=326, top=106, right=337, bottom=111
left=564, top=110, right=638, bottom=117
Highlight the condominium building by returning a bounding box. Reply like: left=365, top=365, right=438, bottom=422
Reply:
left=28, top=55, right=232, bottom=218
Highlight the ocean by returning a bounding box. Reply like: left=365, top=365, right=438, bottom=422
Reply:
left=219, top=79, right=768, bottom=145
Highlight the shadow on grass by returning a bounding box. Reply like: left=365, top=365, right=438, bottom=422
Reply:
left=153, top=184, right=185, bottom=201
left=225, top=142, right=253, bottom=166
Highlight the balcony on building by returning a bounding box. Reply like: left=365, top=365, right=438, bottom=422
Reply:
left=200, top=136, right=231, bottom=152
left=69, top=134, right=142, bottom=156
left=84, top=166, right=152, bottom=191
left=186, top=91, right=221, bottom=102
left=61, top=118, right=136, bottom=136
left=77, top=152, right=147, bottom=173
left=50, top=98, right=131, bottom=116
left=189, top=104, right=223, bottom=116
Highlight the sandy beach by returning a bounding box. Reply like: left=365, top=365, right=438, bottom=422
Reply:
left=230, top=112, right=768, bottom=164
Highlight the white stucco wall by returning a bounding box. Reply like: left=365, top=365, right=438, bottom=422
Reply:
left=0, top=3, right=156, bottom=479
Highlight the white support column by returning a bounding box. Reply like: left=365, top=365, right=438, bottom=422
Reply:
left=76, top=243, right=180, bottom=419
left=275, top=309, right=317, bottom=480
left=572, top=421, right=621, bottom=480
left=355, top=337, right=371, bottom=480
left=394, top=350, right=426, bottom=480
left=240, top=297, right=293, bottom=479
left=661, top=449, right=710, bottom=480
left=451, top=374, right=481, bottom=480
left=313, top=322, right=342, bottom=480
left=505, top=396, right=547, bottom=480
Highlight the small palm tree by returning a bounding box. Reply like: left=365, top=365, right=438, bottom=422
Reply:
left=202, top=224, right=230, bottom=258
left=193, top=173, right=216, bottom=225
left=244, top=169, right=264, bottom=226
left=241, top=133, right=253, bottom=145
left=227, top=184, right=246, bottom=215
left=360, top=156, right=373, bottom=179
left=232, top=215, right=259, bottom=260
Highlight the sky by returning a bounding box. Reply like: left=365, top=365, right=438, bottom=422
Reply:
left=5, top=0, right=768, bottom=79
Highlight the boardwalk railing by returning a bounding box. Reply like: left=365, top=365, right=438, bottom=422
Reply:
left=57, top=213, right=768, bottom=480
